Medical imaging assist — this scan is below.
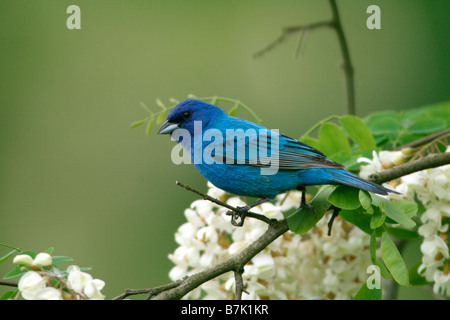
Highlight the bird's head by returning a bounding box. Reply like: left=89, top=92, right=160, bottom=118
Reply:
left=157, top=99, right=225, bottom=136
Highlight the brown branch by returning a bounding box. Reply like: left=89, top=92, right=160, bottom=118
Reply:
left=328, top=0, right=355, bottom=115
left=0, top=279, right=18, bottom=288
left=394, top=128, right=450, bottom=151
left=253, top=0, right=355, bottom=115
left=152, top=219, right=289, bottom=300
left=115, top=152, right=450, bottom=300
left=253, top=21, right=333, bottom=59
left=112, top=277, right=187, bottom=300
left=233, top=268, right=247, bottom=300
left=369, top=152, right=450, bottom=185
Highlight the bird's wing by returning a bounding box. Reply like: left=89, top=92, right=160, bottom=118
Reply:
left=210, top=124, right=344, bottom=170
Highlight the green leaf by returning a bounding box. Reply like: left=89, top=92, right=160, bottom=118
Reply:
left=130, top=120, right=146, bottom=128
left=394, top=201, right=418, bottom=219
left=21, top=251, right=36, bottom=259
left=318, top=123, right=352, bottom=157
left=339, top=115, right=376, bottom=151
left=155, top=98, right=166, bottom=110
left=369, top=117, right=400, bottom=136
left=146, top=119, right=154, bottom=136
left=359, top=190, right=373, bottom=214
left=380, top=232, right=409, bottom=286
left=370, top=206, right=386, bottom=230
left=407, top=118, right=447, bottom=134
left=369, top=232, right=391, bottom=280
left=372, top=196, right=416, bottom=228
left=0, top=250, right=16, bottom=265
left=353, top=282, right=382, bottom=300
left=3, top=266, right=26, bottom=280
left=328, top=186, right=361, bottom=210
left=51, top=256, right=74, bottom=265
left=44, top=247, right=54, bottom=255
left=287, top=186, right=333, bottom=235
left=0, top=290, right=18, bottom=300
left=300, top=137, right=321, bottom=151
left=339, top=209, right=372, bottom=234
left=156, top=111, right=168, bottom=125
left=386, top=226, right=419, bottom=241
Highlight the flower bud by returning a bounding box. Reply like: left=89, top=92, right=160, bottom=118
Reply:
left=13, top=254, right=33, bottom=267
left=381, top=161, right=394, bottom=169
left=32, top=253, right=53, bottom=268
left=401, top=147, right=413, bottom=156
left=393, top=156, right=406, bottom=165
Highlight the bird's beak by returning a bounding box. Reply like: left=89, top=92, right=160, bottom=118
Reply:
left=157, top=120, right=179, bottom=135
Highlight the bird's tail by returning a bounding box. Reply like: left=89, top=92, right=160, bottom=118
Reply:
left=328, top=169, right=398, bottom=195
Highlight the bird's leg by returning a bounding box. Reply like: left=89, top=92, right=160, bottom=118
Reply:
left=296, top=186, right=316, bottom=219
left=228, top=198, right=271, bottom=227
left=327, top=205, right=341, bottom=236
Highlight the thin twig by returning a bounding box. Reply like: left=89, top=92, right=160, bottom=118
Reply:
left=394, top=128, right=450, bottom=151
left=253, top=0, right=355, bottom=115
left=112, top=277, right=187, bottom=300
left=175, top=181, right=273, bottom=225
left=233, top=268, right=247, bottom=300
left=253, top=21, right=332, bottom=59
left=0, top=279, right=18, bottom=288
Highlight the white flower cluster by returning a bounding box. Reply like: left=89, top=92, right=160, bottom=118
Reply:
left=359, top=148, right=450, bottom=296
left=169, top=182, right=372, bottom=300
left=12, top=252, right=105, bottom=300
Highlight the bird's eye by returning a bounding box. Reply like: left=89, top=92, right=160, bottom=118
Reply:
left=183, top=111, right=191, bottom=119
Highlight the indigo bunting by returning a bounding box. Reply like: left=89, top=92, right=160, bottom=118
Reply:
left=158, top=99, right=396, bottom=225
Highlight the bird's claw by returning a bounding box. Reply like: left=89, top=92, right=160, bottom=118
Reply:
left=227, top=206, right=248, bottom=227
left=299, top=202, right=317, bottom=220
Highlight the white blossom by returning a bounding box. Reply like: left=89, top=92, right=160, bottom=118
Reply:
left=67, top=265, right=105, bottom=300
left=359, top=148, right=450, bottom=297
left=18, top=271, right=62, bottom=300
left=169, top=183, right=372, bottom=300
left=32, top=253, right=53, bottom=268
left=13, top=254, right=34, bottom=267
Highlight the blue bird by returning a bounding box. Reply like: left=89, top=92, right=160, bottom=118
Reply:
left=158, top=99, right=396, bottom=225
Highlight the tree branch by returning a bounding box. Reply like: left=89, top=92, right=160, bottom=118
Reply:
left=112, top=277, right=187, bottom=300
left=152, top=219, right=289, bottom=300
left=233, top=268, right=247, bottom=300
left=328, top=0, right=355, bottom=115
left=0, top=279, right=18, bottom=288
left=369, top=152, right=450, bottom=184
left=253, top=0, right=355, bottom=115
left=394, top=128, right=450, bottom=151
left=253, top=21, right=333, bottom=59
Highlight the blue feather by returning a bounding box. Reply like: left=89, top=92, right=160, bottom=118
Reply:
left=158, top=99, right=396, bottom=200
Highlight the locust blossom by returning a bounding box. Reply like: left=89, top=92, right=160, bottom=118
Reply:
left=18, top=271, right=62, bottom=300
left=67, top=265, right=106, bottom=300
left=168, top=182, right=372, bottom=300
left=12, top=252, right=105, bottom=300
left=358, top=147, right=450, bottom=297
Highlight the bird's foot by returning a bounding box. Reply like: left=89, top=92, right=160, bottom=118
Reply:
left=299, top=200, right=317, bottom=220
left=227, top=198, right=270, bottom=227
left=297, top=186, right=316, bottom=220
left=228, top=206, right=247, bottom=227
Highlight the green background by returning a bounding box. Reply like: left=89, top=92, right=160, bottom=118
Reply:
left=0, top=0, right=448, bottom=299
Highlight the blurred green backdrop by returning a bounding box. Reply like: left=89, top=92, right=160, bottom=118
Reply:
left=0, top=0, right=448, bottom=299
